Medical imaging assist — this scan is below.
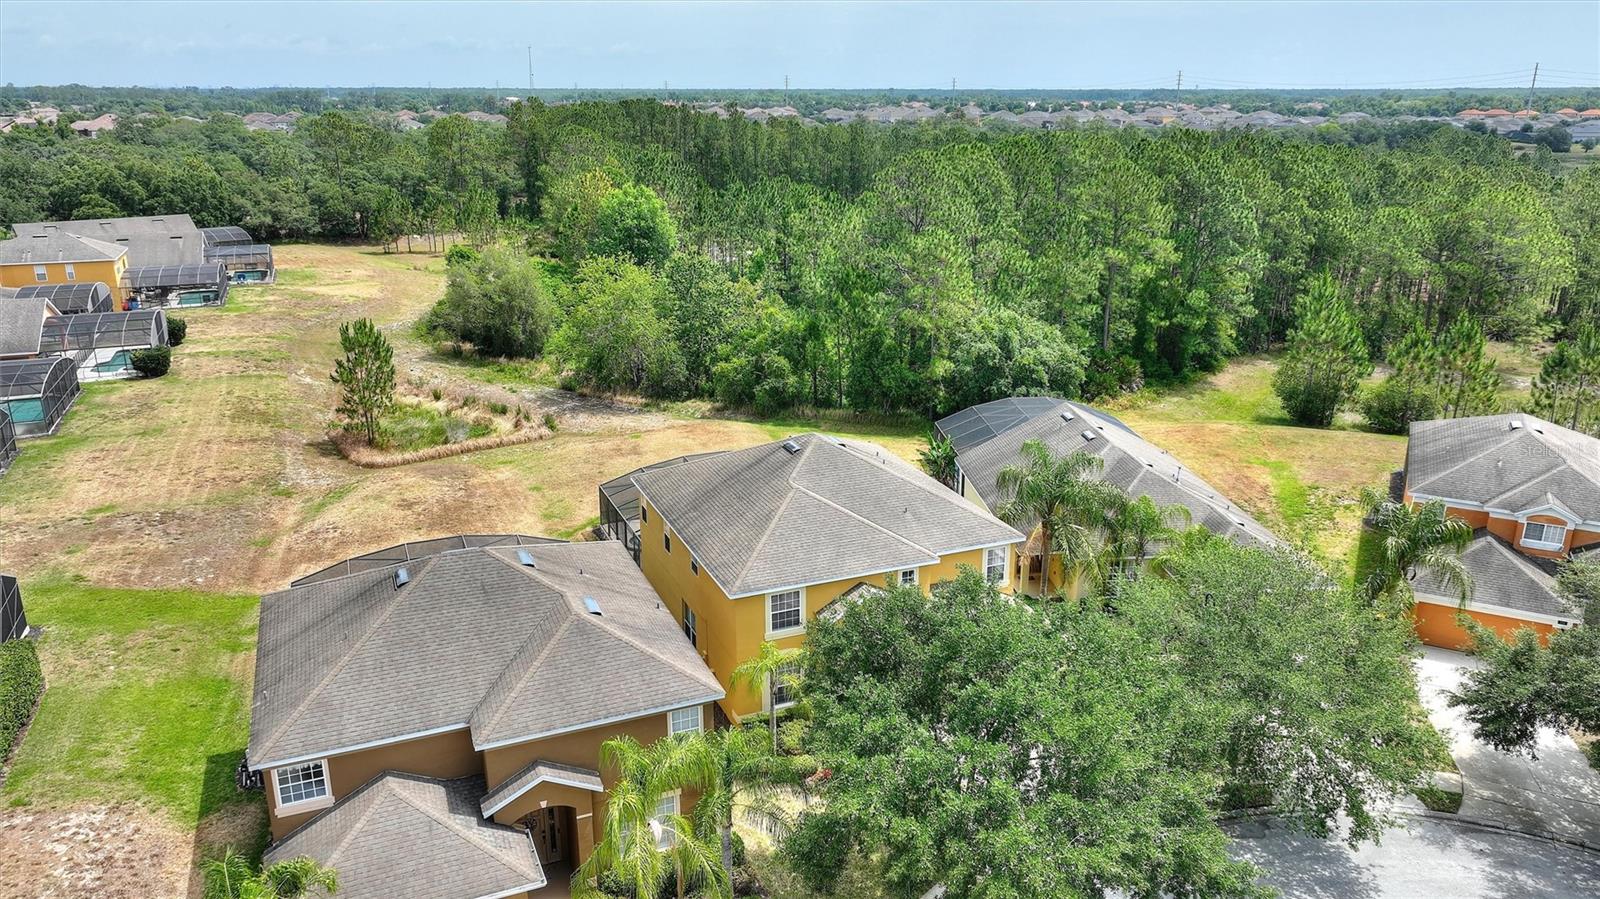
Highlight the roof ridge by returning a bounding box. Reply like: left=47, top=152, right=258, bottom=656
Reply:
left=831, top=436, right=1016, bottom=531
left=575, top=601, right=721, bottom=691
left=256, top=558, right=436, bottom=760
left=731, top=471, right=804, bottom=591
left=384, top=777, right=534, bottom=876
left=472, top=613, right=575, bottom=740
left=1410, top=426, right=1523, bottom=494
left=324, top=774, right=395, bottom=864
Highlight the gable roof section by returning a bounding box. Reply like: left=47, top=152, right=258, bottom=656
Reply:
left=937, top=397, right=1278, bottom=547
left=264, top=773, right=545, bottom=899
left=0, top=233, right=126, bottom=265
left=1406, top=414, right=1600, bottom=524
left=480, top=759, right=604, bottom=818
left=630, top=434, right=1023, bottom=598
left=249, top=540, right=721, bottom=769
left=0, top=294, right=60, bottom=357
left=1413, top=530, right=1570, bottom=619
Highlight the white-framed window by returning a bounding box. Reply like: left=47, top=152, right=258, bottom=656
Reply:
left=63, top=263, right=76, bottom=280
left=690, top=556, right=699, bottom=576
left=32, top=264, right=47, bottom=282
left=984, top=547, right=1008, bottom=584
left=898, top=569, right=918, bottom=587
left=682, top=604, right=697, bottom=647
left=668, top=705, right=702, bottom=737
left=771, top=660, right=802, bottom=710
left=272, top=760, right=330, bottom=811
left=767, top=589, right=803, bottom=636
left=1521, top=522, right=1567, bottom=550
left=652, top=791, right=680, bottom=849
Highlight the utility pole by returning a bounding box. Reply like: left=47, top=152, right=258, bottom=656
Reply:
left=951, top=77, right=956, bottom=92
left=1527, top=62, right=1539, bottom=111
left=784, top=74, right=790, bottom=104
left=1176, top=69, right=1183, bottom=91
left=527, top=45, right=534, bottom=92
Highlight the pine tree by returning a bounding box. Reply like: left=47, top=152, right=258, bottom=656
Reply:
left=1530, top=324, right=1600, bottom=435
left=330, top=318, right=395, bottom=445
left=1432, top=317, right=1500, bottom=418
left=1273, top=272, right=1371, bottom=427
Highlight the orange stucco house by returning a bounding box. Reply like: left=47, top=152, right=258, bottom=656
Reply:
left=1400, top=414, right=1598, bottom=648
left=248, top=535, right=723, bottom=899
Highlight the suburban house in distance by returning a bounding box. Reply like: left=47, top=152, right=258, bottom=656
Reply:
left=248, top=537, right=723, bottom=899
left=935, top=397, right=1277, bottom=594
left=611, top=433, right=1024, bottom=720
left=1401, top=413, right=1599, bottom=647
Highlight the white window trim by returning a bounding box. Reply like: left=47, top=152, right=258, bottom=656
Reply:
left=898, top=568, right=918, bottom=587
left=271, top=759, right=333, bottom=815
left=768, top=661, right=801, bottom=712
left=682, top=604, right=697, bottom=647
left=1520, top=522, right=1567, bottom=552
left=765, top=587, right=806, bottom=639
left=652, top=790, right=682, bottom=849
left=984, top=546, right=1010, bottom=586
left=32, top=264, right=47, bottom=282
left=63, top=263, right=76, bottom=280
left=667, top=705, right=702, bottom=736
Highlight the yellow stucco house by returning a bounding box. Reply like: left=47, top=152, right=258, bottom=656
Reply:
left=608, top=433, right=1024, bottom=721
left=0, top=233, right=128, bottom=303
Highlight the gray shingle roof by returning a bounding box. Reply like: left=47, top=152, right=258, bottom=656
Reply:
left=630, top=434, right=1023, bottom=598
left=0, top=295, right=56, bottom=357
left=249, top=540, right=721, bottom=769
left=0, top=233, right=125, bottom=265
left=264, top=773, right=545, bottom=899
left=12, top=214, right=199, bottom=239
left=1406, top=414, right=1600, bottom=524
left=937, top=398, right=1278, bottom=547
left=1413, top=530, right=1570, bottom=619
left=480, top=759, right=604, bottom=817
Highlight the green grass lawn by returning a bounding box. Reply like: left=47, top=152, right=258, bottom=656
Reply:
left=1, top=576, right=262, bottom=846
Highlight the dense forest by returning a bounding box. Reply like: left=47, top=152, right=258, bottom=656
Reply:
left=2, top=99, right=1596, bottom=422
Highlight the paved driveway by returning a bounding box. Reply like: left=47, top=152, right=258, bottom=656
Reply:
left=1415, top=646, right=1600, bottom=844
left=1227, top=814, right=1600, bottom=898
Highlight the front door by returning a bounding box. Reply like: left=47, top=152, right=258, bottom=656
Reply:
left=527, top=807, right=569, bottom=864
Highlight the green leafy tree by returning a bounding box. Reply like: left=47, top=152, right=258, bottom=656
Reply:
left=330, top=318, right=395, bottom=445
left=660, top=251, right=758, bottom=395
left=698, top=725, right=807, bottom=879
left=1121, top=540, right=1450, bottom=841
left=1104, top=494, right=1190, bottom=575
left=202, top=848, right=337, bottom=899
left=1530, top=323, right=1600, bottom=435
left=916, top=432, right=959, bottom=490
left=591, top=183, right=678, bottom=267
left=550, top=257, right=685, bottom=398
left=1449, top=557, right=1600, bottom=755
left=1273, top=272, right=1370, bottom=427
left=1431, top=317, right=1501, bottom=418
left=577, top=735, right=728, bottom=899
left=426, top=246, right=556, bottom=358
left=1360, top=492, right=1474, bottom=608
left=994, top=440, right=1123, bottom=596
left=1361, top=321, right=1442, bottom=434
left=789, top=570, right=1266, bottom=899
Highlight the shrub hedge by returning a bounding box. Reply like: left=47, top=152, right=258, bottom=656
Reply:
left=0, top=639, right=43, bottom=763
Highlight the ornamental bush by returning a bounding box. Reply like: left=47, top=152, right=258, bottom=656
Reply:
left=0, top=640, right=43, bottom=762
left=131, top=346, right=172, bottom=377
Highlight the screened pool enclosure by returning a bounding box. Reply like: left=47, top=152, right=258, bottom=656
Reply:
left=38, top=309, right=169, bottom=381
left=202, top=228, right=275, bottom=283
left=123, top=263, right=229, bottom=308
left=7, top=282, right=115, bottom=315
left=0, top=355, right=80, bottom=437
left=0, top=407, right=16, bottom=476
left=0, top=574, right=25, bottom=643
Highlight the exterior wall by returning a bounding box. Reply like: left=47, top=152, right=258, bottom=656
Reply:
left=636, top=496, right=1013, bottom=720
left=1412, top=600, right=1556, bottom=650
left=0, top=258, right=126, bottom=302
left=264, top=727, right=480, bottom=840
left=1413, top=491, right=1600, bottom=561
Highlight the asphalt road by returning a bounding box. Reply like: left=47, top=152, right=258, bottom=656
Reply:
left=1226, top=814, right=1600, bottom=899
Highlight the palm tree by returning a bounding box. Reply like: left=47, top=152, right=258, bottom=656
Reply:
left=1362, top=491, right=1474, bottom=607
left=202, top=849, right=337, bottom=899
left=732, top=641, right=801, bottom=752
left=698, top=725, right=800, bottom=876
left=994, top=440, right=1123, bottom=596
left=918, top=432, right=960, bottom=490
left=576, top=735, right=728, bottom=899
left=1105, top=495, right=1191, bottom=576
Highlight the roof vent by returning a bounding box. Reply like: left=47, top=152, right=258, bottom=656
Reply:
left=515, top=549, right=537, bottom=568
left=394, top=567, right=411, bottom=589
left=781, top=439, right=801, bottom=455
left=1081, top=429, right=1098, bottom=442
left=1060, top=411, right=1075, bottom=423
left=1510, top=418, right=1524, bottom=430
left=583, top=596, right=603, bottom=616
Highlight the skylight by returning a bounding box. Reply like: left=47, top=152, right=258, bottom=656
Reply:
left=516, top=549, right=537, bottom=568
left=394, top=567, right=411, bottom=589
left=583, top=596, right=603, bottom=615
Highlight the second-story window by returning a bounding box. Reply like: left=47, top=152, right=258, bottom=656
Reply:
left=683, top=605, right=697, bottom=647
left=984, top=547, right=1007, bottom=583
left=64, top=263, right=76, bottom=280
left=1522, top=522, right=1567, bottom=549
left=768, top=589, right=802, bottom=634
left=898, top=569, right=918, bottom=587
left=664, top=531, right=672, bottom=553
left=32, top=265, right=47, bottom=282
left=668, top=705, right=702, bottom=736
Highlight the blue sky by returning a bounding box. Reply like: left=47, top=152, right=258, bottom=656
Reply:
left=1, top=1, right=1596, bottom=90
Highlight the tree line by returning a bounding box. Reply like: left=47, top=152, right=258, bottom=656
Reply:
left=3, top=100, right=1597, bottom=420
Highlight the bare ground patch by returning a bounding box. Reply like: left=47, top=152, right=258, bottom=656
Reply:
left=0, top=805, right=192, bottom=899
